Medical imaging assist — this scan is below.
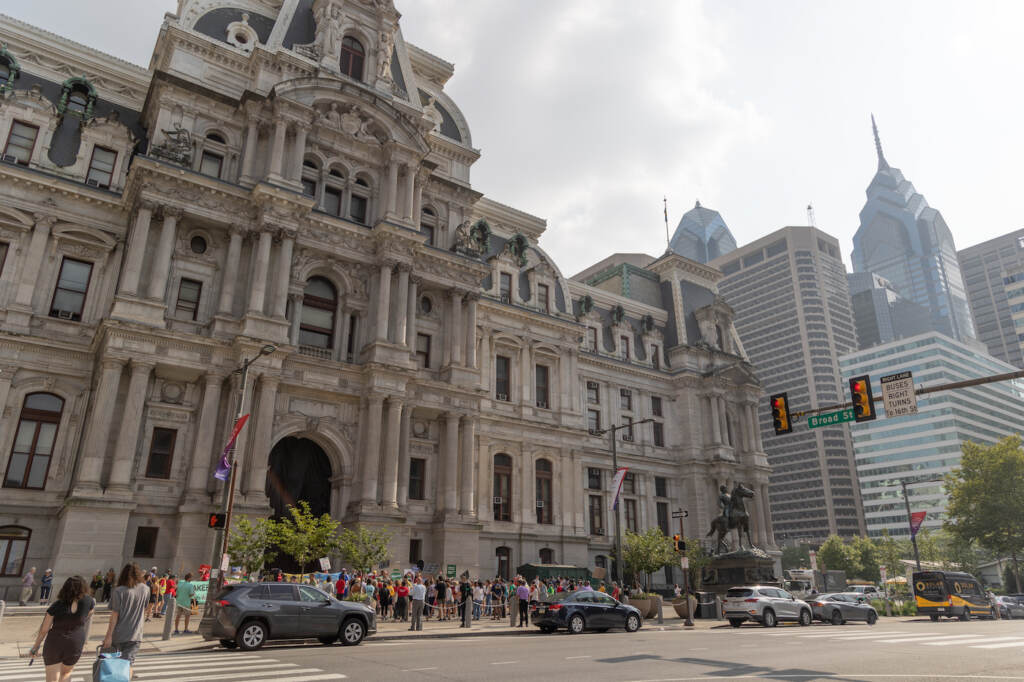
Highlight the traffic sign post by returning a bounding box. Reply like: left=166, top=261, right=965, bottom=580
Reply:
left=671, top=507, right=694, bottom=627
left=807, top=408, right=856, bottom=429
left=881, top=371, right=918, bottom=417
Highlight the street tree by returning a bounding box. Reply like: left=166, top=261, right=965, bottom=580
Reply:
left=850, top=535, right=880, bottom=583
left=227, top=517, right=278, bottom=577
left=683, top=536, right=712, bottom=590
left=275, top=500, right=343, bottom=575
left=945, top=435, right=1024, bottom=592
left=817, top=535, right=862, bottom=577
left=781, top=544, right=811, bottom=572
left=622, top=528, right=676, bottom=590
left=873, top=530, right=907, bottom=584
left=339, top=524, right=392, bottom=575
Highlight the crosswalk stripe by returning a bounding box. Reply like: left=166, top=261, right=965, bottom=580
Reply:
left=970, top=639, right=1024, bottom=649
left=132, top=660, right=298, bottom=672
left=271, top=675, right=346, bottom=682
left=878, top=633, right=988, bottom=644
left=161, top=667, right=343, bottom=681
left=831, top=632, right=932, bottom=640
left=926, top=636, right=1022, bottom=646
left=0, top=674, right=84, bottom=681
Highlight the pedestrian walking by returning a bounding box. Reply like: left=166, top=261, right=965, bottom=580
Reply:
left=395, top=579, right=410, bottom=621
left=102, top=563, right=150, bottom=679
left=39, top=569, right=54, bottom=605
left=516, top=580, right=530, bottom=627
left=20, top=566, right=36, bottom=605
left=174, top=573, right=196, bottom=634
left=28, top=575, right=94, bottom=682
left=89, top=571, right=103, bottom=598
left=472, top=581, right=483, bottom=620
left=410, top=577, right=425, bottom=631
left=103, top=569, right=115, bottom=603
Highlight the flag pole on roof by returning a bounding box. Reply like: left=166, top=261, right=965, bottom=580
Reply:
left=663, top=196, right=670, bottom=249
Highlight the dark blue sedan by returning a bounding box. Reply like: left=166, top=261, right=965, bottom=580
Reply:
left=531, top=589, right=643, bottom=634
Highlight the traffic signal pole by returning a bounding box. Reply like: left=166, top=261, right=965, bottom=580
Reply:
left=673, top=510, right=694, bottom=627
left=901, top=479, right=922, bottom=571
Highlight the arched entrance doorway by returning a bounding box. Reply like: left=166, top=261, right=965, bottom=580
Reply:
left=266, top=437, right=333, bottom=574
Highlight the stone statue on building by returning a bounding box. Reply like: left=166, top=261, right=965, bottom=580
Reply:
left=376, top=29, right=395, bottom=81
left=707, top=482, right=756, bottom=554
left=150, top=124, right=192, bottom=166
left=452, top=218, right=491, bottom=257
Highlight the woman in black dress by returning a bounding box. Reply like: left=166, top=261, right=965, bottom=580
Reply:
left=29, top=575, right=94, bottom=682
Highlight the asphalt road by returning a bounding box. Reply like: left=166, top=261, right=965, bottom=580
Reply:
left=4, top=617, right=1023, bottom=681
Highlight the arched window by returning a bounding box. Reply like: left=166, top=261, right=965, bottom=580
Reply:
left=493, top=454, right=512, bottom=522
left=0, top=526, right=30, bottom=576
left=67, top=88, right=89, bottom=115
left=495, top=546, right=511, bottom=580
left=421, top=207, right=437, bottom=247
left=535, top=458, right=552, bottom=524
left=301, top=159, right=320, bottom=199
left=299, top=277, right=337, bottom=350
left=3, top=393, right=64, bottom=490
left=539, top=547, right=554, bottom=564
left=595, top=555, right=607, bottom=569
left=340, top=36, right=365, bottom=81
left=323, top=167, right=345, bottom=217
left=350, top=177, right=370, bottom=224
left=206, top=132, right=226, bottom=144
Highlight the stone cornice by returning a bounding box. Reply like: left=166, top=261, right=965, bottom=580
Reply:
left=473, top=197, right=546, bottom=241
left=646, top=251, right=723, bottom=284
left=566, top=281, right=669, bottom=321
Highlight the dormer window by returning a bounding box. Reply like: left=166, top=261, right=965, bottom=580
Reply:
left=538, top=283, right=550, bottom=312
left=67, top=90, right=88, bottom=115
left=499, top=273, right=512, bottom=304
left=588, top=327, right=598, bottom=351
left=340, top=37, right=365, bottom=81
left=58, top=77, right=97, bottom=119
left=421, top=207, right=437, bottom=246
left=85, top=147, right=116, bottom=189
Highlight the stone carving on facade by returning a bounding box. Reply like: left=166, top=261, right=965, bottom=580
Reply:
left=295, top=1, right=343, bottom=67
left=376, top=29, right=395, bottom=82
left=150, top=124, right=192, bottom=166
left=452, top=218, right=490, bottom=257
left=503, top=232, right=529, bottom=267
left=577, top=294, right=594, bottom=318
left=640, top=314, right=656, bottom=334
left=610, top=304, right=626, bottom=326
left=315, top=103, right=386, bottom=145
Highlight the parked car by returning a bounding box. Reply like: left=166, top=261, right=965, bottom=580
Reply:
left=198, top=582, right=376, bottom=650
left=995, top=595, right=1024, bottom=619
left=532, top=589, right=643, bottom=634
left=809, top=593, right=879, bottom=625
left=846, top=585, right=882, bottom=599
left=722, top=586, right=813, bottom=628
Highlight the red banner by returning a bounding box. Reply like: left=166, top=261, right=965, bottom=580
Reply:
left=909, top=511, right=927, bottom=538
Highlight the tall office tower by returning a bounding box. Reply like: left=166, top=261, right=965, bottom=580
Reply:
left=852, top=117, right=976, bottom=342
left=711, top=227, right=865, bottom=542
left=669, top=201, right=737, bottom=264
left=840, top=332, right=1024, bottom=537
left=847, top=272, right=932, bottom=350
left=958, top=229, right=1024, bottom=369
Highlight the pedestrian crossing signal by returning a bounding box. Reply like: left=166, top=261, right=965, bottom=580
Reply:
left=208, top=512, right=226, bottom=529
left=849, top=375, right=876, bottom=422
left=770, top=392, right=792, bottom=435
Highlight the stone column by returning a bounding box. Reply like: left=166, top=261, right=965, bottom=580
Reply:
left=393, top=265, right=410, bottom=345
left=291, top=123, right=308, bottom=182
left=403, top=163, right=416, bottom=221
left=268, top=118, right=288, bottom=179
left=708, top=395, right=722, bottom=445
left=412, top=168, right=426, bottom=222
left=360, top=394, right=385, bottom=504
left=380, top=397, right=403, bottom=508
left=374, top=262, right=393, bottom=341
left=465, top=295, right=478, bottom=369
left=396, top=406, right=412, bottom=507
left=442, top=412, right=459, bottom=512
left=247, top=227, right=274, bottom=315
left=386, top=159, right=400, bottom=216
left=240, top=117, right=260, bottom=181
left=719, top=397, right=730, bottom=447
left=15, top=214, right=55, bottom=307
left=339, top=307, right=352, bottom=362
left=271, top=229, right=295, bottom=319
left=75, top=359, right=125, bottom=488
left=450, top=290, right=464, bottom=365
left=760, top=484, right=774, bottom=545
left=520, top=343, right=532, bottom=405
left=287, top=293, right=302, bottom=345
left=246, top=376, right=279, bottom=495
left=108, top=361, right=154, bottom=488
left=218, top=225, right=245, bottom=315
left=405, top=278, right=419, bottom=348
left=118, top=202, right=153, bottom=296
left=147, top=207, right=181, bottom=300
left=187, top=373, right=224, bottom=493
left=459, top=415, right=476, bottom=516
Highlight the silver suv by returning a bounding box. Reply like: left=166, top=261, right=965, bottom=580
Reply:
left=723, top=586, right=813, bottom=628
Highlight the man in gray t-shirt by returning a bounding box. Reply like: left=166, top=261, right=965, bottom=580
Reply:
left=104, top=581, right=150, bottom=664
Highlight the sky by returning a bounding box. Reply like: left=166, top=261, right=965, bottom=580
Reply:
left=7, top=0, right=1024, bottom=277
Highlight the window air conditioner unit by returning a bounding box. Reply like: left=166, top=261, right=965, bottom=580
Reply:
left=500, top=294, right=510, bottom=304
left=536, top=500, right=544, bottom=508
left=588, top=428, right=599, bottom=435
left=496, top=393, right=508, bottom=401
left=594, top=528, right=604, bottom=536
left=536, top=400, right=548, bottom=409
left=493, top=497, right=503, bottom=505
left=621, top=434, right=634, bottom=442
left=56, top=310, right=74, bottom=320
left=2, top=154, right=18, bottom=163
left=86, top=178, right=100, bottom=187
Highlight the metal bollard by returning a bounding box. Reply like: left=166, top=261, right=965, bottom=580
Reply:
left=0, top=600, right=5, bottom=630
left=462, top=598, right=472, bottom=628
left=656, top=595, right=664, bottom=624
left=162, top=594, right=174, bottom=640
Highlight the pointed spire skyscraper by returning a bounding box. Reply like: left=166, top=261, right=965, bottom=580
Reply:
left=871, top=114, right=888, bottom=171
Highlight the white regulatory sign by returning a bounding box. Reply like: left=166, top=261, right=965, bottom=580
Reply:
left=881, top=371, right=918, bottom=417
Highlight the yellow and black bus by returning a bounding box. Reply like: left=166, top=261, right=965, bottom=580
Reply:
left=913, top=571, right=990, bottom=621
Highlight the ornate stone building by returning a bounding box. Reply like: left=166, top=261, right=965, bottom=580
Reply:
left=0, top=0, right=774, bottom=591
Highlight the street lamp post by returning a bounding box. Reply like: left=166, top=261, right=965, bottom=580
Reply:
left=599, top=417, right=653, bottom=587
left=900, top=479, right=921, bottom=571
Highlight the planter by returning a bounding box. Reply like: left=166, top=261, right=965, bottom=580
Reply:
left=671, top=598, right=690, bottom=619
left=630, top=598, right=652, bottom=617
left=647, top=596, right=661, bottom=619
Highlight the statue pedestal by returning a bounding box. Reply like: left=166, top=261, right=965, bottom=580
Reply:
left=700, top=547, right=778, bottom=597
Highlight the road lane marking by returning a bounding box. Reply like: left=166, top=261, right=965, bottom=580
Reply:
left=923, top=636, right=1018, bottom=646
left=566, top=655, right=591, bottom=659
left=878, top=633, right=986, bottom=643
left=971, top=639, right=1024, bottom=649
left=490, top=660, right=519, bottom=665
left=402, top=667, right=439, bottom=671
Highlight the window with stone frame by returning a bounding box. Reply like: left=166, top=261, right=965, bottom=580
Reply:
left=620, top=388, right=633, bottom=412
left=301, top=159, right=319, bottom=198
left=4, top=121, right=38, bottom=165
left=421, top=207, right=437, bottom=246
left=587, top=409, right=600, bottom=434
left=620, top=335, right=630, bottom=360
left=539, top=547, right=554, bottom=564
left=622, top=472, right=636, bottom=495
left=133, top=527, right=158, bottom=558
left=340, top=36, right=365, bottom=81
left=624, top=498, right=639, bottom=532
left=493, top=454, right=512, bottom=521
left=657, top=501, right=670, bottom=535
left=145, top=427, right=177, bottom=479
left=589, top=495, right=604, bottom=535
left=349, top=179, right=369, bottom=224
left=586, top=380, right=600, bottom=404
left=49, top=258, right=92, bottom=321
left=621, top=416, right=634, bottom=441
left=535, top=458, right=553, bottom=524
left=323, top=186, right=343, bottom=216
left=409, top=458, right=426, bottom=500
left=3, top=393, right=63, bottom=490
left=495, top=355, right=511, bottom=401
left=587, top=467, right=602, bottom=490
left=199, top=151, right=223, bottom=179
left=0, top=241, right=7, bottom=277
left=415, top=333, right=431, bottom=369
left=499, top=272, right=512, bottom=303
left=535, top=364, right=550, bottom=408
left=495, top=546, right=511, bottom=580
left=587, top=327, right=599, bottom=351
left=409, top=538, right=422, bottom=564
left=655, top=476, right=668, bottom=498
left=653, top=421, right=665, bottom=447
left=86, top=146, right=117, bottom=188
left=324, top=168, right=345, bottom=216
left=175, top=278, right=202, bottom=321
left=537, top=283, right=550, bottom=312
left=0, top=526, right=30, bottom=576
left=300, top=277, right=337, bottom=349
left=652, top=396, right=663, bottom=417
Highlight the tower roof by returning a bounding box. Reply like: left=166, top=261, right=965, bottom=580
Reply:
left=668, top=200, right=737, bottom=264
left=872, top=114, right=889, bottom=171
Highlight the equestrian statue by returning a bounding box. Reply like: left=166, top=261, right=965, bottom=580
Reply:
left=706, top=482, right=756, bottom=554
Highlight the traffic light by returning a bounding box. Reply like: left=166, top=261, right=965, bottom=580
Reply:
left=849, top=375, right=876, bottom=422
left=208, top=512, right=226, bottom=529
left=672, top=534, right=686, bottom=552
left=770, top=392, right=792, bottom=435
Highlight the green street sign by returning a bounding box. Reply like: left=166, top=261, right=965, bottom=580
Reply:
left=390, top=569, right=401, bottom=580
left=807, top=408, right=855, bottom=429
left=446, top=564, right=457, bottom=578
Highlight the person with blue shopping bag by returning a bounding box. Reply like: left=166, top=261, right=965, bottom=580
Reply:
left=101, top=563, right=149, bottom=680
left=28, top=575, right=94, bottom=682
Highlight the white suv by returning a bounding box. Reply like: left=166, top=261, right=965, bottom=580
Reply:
left=723, top=586, right=813, bottom=628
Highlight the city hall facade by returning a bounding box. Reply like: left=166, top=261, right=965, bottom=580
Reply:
left=0, top=0, right=774, bottom=591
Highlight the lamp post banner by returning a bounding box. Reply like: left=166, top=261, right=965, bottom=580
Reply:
left=214, top=413, right=250, bottom=480
left=610, top=466, right=628, bottom=511
left=909, top=511, right=927, bottom=538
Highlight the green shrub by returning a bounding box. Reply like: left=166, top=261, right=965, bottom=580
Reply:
left=343, top=593, right=369, bottom=604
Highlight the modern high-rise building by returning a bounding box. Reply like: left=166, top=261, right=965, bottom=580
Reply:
left=669, top=201, right=736, bottom=264
left=839, top=332, right=1024, bottom=538
left=852, top=117, right=976, bottom=343
left=847, top=272, right=931, bottom=350
left=711, top=227, right=865, bottom=542
left=958, top=229, right=1024, bottom=369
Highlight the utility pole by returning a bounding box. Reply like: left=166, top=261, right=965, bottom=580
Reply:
left=900, top=479, right=921, bottom=571
left=599, top=418, right=654, bottom=586
left=672, top=507, right=693, bottom=627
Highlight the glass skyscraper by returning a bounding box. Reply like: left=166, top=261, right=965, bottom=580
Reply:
left=669, top=201, right=737, bottom=264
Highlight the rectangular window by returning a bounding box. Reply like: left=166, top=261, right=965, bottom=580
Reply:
left=620, top=335, right=630, bottom=360
left=621, top=416, right=634, bottom=442
left=587, top=409, right=600, bottom=434
left=346, top=314, right=357, bottom=361
left=495, top=355, right=511, bottom=401
left=349, top=194, right=368, bottom=224
left=199, top=151, right=223, bottom=179
left=535, top=364, right=549, bottom=408
left=409, top=538, right=422, bottom=564
left=588, top=327, right=598, bottom=351
left=651, top=345, right=660, bottom=369
left=652, top=396, right=663, bottom=417
left=499, top=273, right=512, bottom=303
left=653, top=421, right=665, bottom=447
left=49, top=258, right=93, bottom=321
left=622, top=472, right=636, bottom=494
left=415, top=333, right=431, bottom=369
left=323, top=187, right=342, bottom=216
left=421, top=224, right=434, bottom=246
left=655, top=476, right=667, bottom=498
left=624, top=498, right=638, bottom=532
left=537, top=283, right=550, bottom=312
left=301, top=178, right=317, bottom=197
left=620, top=389, right=632, bottom=411
left=0, top=242, right=7, bottom=277
left=0, top=530, right=29, bottom=576
left=587, top=467, right=602, bottom=490
left=145, top=428, right=177, bottom=479
left=4, top=121, right=39, bottom=165
left=86, top=146, right=117, bottom=188
left=175, top=278, right=202, bottom=320
left=586, top=381, right=600, bottom=404
left=409, top=458, right=425, bottom=500
left=657, top=501, right=670, bottom=535
left=133, top=527, right=158, bottom=558
left=589, top=495, right=604, bottom=535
